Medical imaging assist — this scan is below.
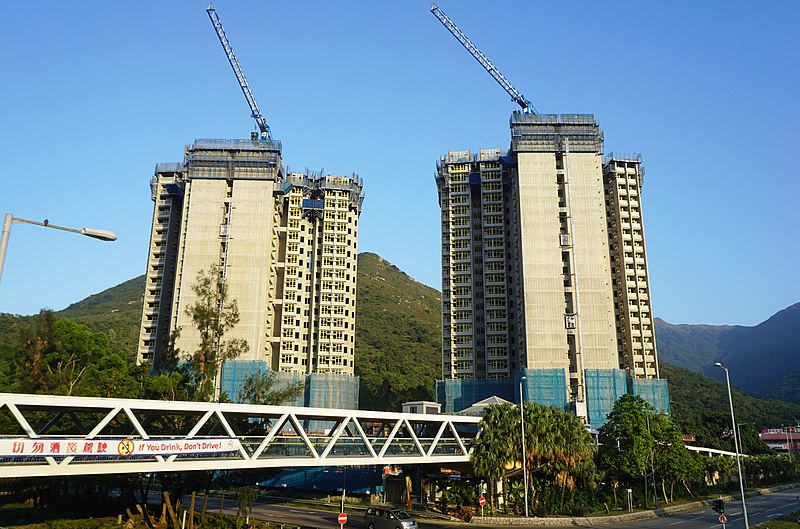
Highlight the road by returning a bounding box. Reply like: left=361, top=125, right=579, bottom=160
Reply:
left=192, top=496, right=370, bottom=529
left=194, top=488, right=800, bottom=529
left=588, top=489, right=800, bottom=529
left=428, top=489, right=800, bottom=529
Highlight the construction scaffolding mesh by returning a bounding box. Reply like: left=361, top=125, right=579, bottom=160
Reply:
left=436, top=369, right=570, bottom=413
left=220, top=361, right=358, bottom=409
left=306, top=373, right=360, bottom=410
left=510, top=112, right=603, bottom=153
left=436, top=379, right=514, bottom=414
left=585, top=369, right=628, bottom=427
left=628, top=376, right=671, bottom=413
left=519, top=369, right=569, bottom=410
left=220, top=360, right=266, bottom=402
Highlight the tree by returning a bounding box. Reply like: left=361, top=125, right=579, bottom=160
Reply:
left=470, top=403, right=518, bottom=512
left=523, top=403, right=596, bottom=515
left=236, top=485, right=259, bottom=522
left=598, top=395, right=704, bottom=508
left=649, top=413, right=704, bottom=502
left=183, top=266, right=249, bottom=400
left=237, top=370, right=304, bottom=406
left=597, top=395, right=655, bottom=506
left=13, top=310, right=57, bottom=394
left=470, top=402, right=596, bottom=516
left=11, top=312, right=144, bottom=399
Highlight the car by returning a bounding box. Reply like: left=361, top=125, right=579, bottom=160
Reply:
left=364, top=507, right=417, bottom=529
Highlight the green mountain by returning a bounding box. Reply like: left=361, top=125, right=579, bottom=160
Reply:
left=661, top=363, right=800, bottom=449
left=1, top=253, right=799, bottom=429
left=354, top=253, right=442, bottom=410
left=656, top=303, right=800, bottom=404
left=0, top=276, right=146, bottom=358
left=0, top=254, right=443, bottom=411
left=56, top=275, right=146, bottom=355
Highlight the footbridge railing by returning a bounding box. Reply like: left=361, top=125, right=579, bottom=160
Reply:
left=0, top=393, right=481, bottom=478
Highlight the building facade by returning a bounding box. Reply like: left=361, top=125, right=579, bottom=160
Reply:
left=603, top=155, right=659, bottom=379
left=136, top=137, right=363, bottom=401
left=436, top=112, right=667, bottom=423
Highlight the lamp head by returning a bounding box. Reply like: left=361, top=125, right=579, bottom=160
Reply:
left=80, top=228, right=117, bottom=241
left=714, top=362, right=724, bottom=369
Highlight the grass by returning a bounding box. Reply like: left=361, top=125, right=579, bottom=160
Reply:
left=755, top=511, right=800, bottom=529
left=0, top=503, right=120, bottom=528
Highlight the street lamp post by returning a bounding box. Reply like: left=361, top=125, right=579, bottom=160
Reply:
left=737, top=422, right=748, bottom=491
left=645, top=413, right=658, bottom=509
left=0, top=213, right=116, bottom=283
left=715, top=362, right=749, bottom=529
left=519, top=375, right=528, bottom=518
left=785, top=425, right=792, bottom=455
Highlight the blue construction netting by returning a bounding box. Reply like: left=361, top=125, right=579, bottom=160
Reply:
left=585, top=369, right=628, bottom=427
left=307, top=372, right=360, bottom=410
left=274, top=371, right=307, bottom=407
left=220, top=360, right=266, bottom=402
left=518, top=369, right=569, bottom=410
left=436, top=369, right=571, bottom=413
left=628, top=376, right=671, bottom=413
left=220, top=361, right=358, bottom=409
left=436, top=379, right=514, bottom=413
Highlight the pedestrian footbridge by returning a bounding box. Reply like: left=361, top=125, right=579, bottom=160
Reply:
left=0, top=393, right=481, bottom=478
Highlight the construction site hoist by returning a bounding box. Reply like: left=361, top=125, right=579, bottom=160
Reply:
left=206, top=3, right=273, bottom=142
left=430, top=3, right=536, bottom=114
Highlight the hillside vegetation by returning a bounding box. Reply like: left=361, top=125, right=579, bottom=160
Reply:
left=0, top=253, right=798, bottom=429
left=656, top=303, right=800, bottom=403
left=354, top=253, right=441, bottom=410
left=56, top=275, right=145, bottom=354
left=660, top=363, right=800, bottom=450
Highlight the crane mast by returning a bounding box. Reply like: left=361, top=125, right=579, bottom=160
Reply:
left=430, top=4, right=536, bottom=114
left=206, top=3, right=273, bottom=141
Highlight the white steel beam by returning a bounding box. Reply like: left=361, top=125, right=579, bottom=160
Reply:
left=0, top=392, right=481, bottom=478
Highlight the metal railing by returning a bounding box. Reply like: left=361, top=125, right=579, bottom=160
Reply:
left=0, top=392, right=480, bottom=478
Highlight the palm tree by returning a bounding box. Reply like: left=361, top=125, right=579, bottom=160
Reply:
left=550, top=410, right=596, bottom=510
left=471, top=403, right=519, bottom=512
left=237, top=485, right=259, bottom=523
left=472, top=401, right=597, bottom=516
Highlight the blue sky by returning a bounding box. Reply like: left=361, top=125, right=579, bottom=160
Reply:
left=1, top=1, right=797, bottom=326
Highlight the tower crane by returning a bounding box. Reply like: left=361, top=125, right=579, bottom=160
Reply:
left=430, top=4, right=536, bottom=114
left=206, top=3, right=274, bottom=142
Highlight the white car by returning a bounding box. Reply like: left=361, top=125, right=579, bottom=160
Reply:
left=364, top=507, right=417, bottom=529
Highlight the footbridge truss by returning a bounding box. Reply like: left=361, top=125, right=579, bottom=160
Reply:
left=0, top=393, right=481, bottom=478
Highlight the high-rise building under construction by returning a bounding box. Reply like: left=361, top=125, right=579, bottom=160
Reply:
left=136, top=136, right=364, bottom=405
left=435, top=112, right=667, bottom=424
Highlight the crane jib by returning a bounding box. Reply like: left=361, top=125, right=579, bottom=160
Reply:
left=430, top=3, right=535, bottom=114
left=206, top=4, right=273, bottom=140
